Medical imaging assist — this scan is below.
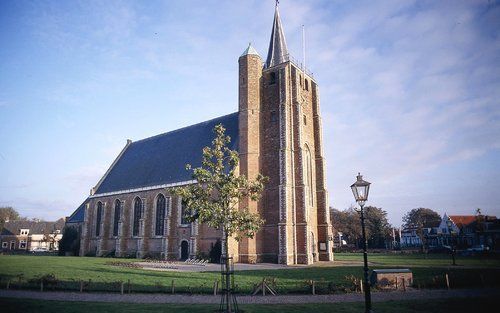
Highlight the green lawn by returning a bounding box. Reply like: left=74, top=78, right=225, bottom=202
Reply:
left=335, top=252, right=500, bottom=268
left=0, top=253, right=498, bottom=294
left=0, top=297, right=498, bottom=313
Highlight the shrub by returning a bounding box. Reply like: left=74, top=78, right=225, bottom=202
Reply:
left=58, top=226, right=80, bottom=256
left=209, top=240, right=222, bottom=263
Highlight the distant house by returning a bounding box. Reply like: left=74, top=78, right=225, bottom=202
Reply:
left=399, top=212, right=500, bottom=251
left=0, top=220, right=64, bottom=252
left=436, top=214, right=470, bottom=246
left=439, top=213, right=499, bottom=250
left=400, top=220, right=440, bottom=248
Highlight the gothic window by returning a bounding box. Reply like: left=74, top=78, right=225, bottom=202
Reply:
left=303, top=114, right=307, bottom=125
left=270, top=111, right=278, bottom=123
left=305, top=79, right=309, bottom=91
left=269, top=72, right=276, bottom=85
left=133, top=197, right=142, bottom=237
left=304, top=146, right=314, bottom=207
left=113, top=199, right=121, bottom=237
left=180, top=201, right=190, bottom=225
left=95, top=202, right=103, bottom=237
left=155, top=194, right=166, bottom=236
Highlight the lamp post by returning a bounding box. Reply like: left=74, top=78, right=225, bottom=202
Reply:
left=446, top=220, right=457, bottom=266
left=351, top=173, right=372, bottom=313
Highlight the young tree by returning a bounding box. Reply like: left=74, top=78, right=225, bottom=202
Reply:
left=172, top=124, right=267, bottom=312
left=402, top=208, right=441, bottom=252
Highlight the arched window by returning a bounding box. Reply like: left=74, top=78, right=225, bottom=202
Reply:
left=180, top=200, right=190, bottom=225
left=304, top=146, right=314, bottom=207
left=270, top=111, right=278, bottom=123
left=133, top=197, right=142, bottom=237
left=305, top=79, right=309, bottom=91
left=113, top=199, right=121, bottom=237
left=95, top=202, right=103, bottom=237
left=155, top=194, right=166, bottom=236
left=269, top=72, right=276, bottom=85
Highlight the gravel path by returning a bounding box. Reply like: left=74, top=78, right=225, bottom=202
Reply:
left=1, top=288, right=498, bottom=304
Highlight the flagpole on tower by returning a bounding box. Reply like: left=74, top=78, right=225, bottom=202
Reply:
left=302, top=24, right=306, bottom=71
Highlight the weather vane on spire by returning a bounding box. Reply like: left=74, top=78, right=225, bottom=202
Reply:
left=276, top=0, right=279, bottom=6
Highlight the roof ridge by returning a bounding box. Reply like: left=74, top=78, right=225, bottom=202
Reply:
left=132, top=112, right=239, bottom=145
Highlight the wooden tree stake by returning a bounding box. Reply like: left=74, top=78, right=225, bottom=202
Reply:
left=445, top=274, right=450, bottom=290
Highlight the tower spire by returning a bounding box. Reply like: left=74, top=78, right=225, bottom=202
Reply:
left=265, top=2, right=289, bottom=68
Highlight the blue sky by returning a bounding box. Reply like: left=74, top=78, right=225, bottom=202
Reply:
left=1, top=0, right=499, bottom=226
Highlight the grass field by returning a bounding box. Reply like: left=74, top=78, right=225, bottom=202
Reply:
left=0, top=253, right=499, bottom=294
left=0, top=297, right=498, bottom=313
left=335, top=252, right=500, bottom=268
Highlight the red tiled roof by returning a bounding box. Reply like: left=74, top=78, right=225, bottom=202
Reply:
left=449, top=215, right=476, bottom=228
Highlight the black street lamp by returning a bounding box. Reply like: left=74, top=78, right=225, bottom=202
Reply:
left=351, top=173, right=373, bottom=313
left=446, top=219, right=457, bottom=266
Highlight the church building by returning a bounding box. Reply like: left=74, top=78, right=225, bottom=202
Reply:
left=68, top=4, right=334, bottom=265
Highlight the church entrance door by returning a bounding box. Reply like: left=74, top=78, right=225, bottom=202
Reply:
left=180, top=240, right=189, bottom=260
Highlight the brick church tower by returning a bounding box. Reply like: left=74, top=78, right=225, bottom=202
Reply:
left=237, top=4, right=334, bottom=265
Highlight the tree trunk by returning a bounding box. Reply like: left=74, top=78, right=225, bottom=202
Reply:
left=225, top=231, right=230, bottom=311
left=222, top=227, right=227, bottom=257
left=221, top=226, right=232, bottom=312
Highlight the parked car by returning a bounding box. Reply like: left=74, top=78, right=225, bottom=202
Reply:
left=428, top=245, right=450, bottom=253
left=31, top=247, right=49, bottom=253
left=467, top=245, right=489, bottom=252
left=462, top=245, right=490, bottom=256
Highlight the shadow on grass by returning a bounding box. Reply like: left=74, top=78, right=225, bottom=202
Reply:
left=0, top=296, right=499, bottom=313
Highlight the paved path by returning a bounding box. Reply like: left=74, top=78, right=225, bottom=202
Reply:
left=1, top=288, right=499, bottom=304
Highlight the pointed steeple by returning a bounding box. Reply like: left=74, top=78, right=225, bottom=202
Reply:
left=265, top=2, right=289, bottom=68
left=240, top=42, right=260, bottom=58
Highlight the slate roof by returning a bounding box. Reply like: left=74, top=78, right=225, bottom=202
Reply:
left=66, top=198, right=88, bottom=224
left=241, top=43, right=260, bottom=57
left=94, top=112, right=239, bottom=195
left=1, top=220, right=64, bottom=236
left=265, top=4, right=289, bottom=68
